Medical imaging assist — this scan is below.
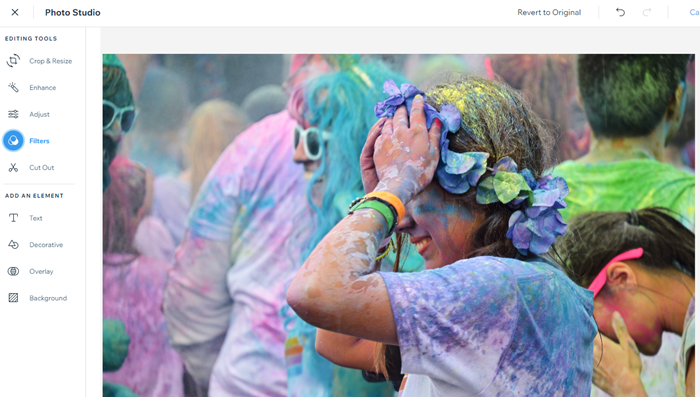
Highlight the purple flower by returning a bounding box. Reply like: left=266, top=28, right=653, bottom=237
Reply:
left=439, top=104, right=462, bottom=133
left=402, top=83, right=424, bottom=112
left=492, top=157, right=518, bottom=174
left=374, top=80, right=448, bottom=132
left=374, top=80, right=436, bottom=120
left=519, top=169, right=538, bottom=190
left=374, top=80, right=405, bottom=117
left=437, top=163, right=471, bottom=194
left=525, top=175, right=569, bottom=218
left=507, top=208, right=567, bottom=255
left=438, top=104, right=463, bottom=163
left=437, top=152, right=489, bottom=194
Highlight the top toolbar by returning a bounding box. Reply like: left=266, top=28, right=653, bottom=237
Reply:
left=1, top=1, right=699, bottom=27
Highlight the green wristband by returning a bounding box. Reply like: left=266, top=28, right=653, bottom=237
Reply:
left=351, top=199, right=396, bottom=236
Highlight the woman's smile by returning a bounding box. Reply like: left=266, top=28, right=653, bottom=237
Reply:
left=411, top=236, right=433, bottom=256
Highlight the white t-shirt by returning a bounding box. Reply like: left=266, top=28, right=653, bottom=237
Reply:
left=380, top=257, right=597, bottom=397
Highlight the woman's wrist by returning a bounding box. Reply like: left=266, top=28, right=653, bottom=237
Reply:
left=374, top=177, right=417, bottom=207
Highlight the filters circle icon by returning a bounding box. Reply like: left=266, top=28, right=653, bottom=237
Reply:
left=3, top=129, right=24, bottom=152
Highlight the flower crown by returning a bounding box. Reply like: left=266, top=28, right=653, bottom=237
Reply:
left=374, top=80, right=568, bottom=256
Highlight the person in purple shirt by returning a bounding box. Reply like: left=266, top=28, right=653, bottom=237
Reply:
left=287, top=76, right=597, bottom=396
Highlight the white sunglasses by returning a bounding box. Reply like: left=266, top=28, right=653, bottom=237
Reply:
left=294, top=125, right=332, bottom=161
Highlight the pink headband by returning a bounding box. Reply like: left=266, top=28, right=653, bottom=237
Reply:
left=588, top=248, right=644, bottom=298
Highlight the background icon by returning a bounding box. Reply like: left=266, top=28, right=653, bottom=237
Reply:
left=8, top=110, right=18, bottom=119
left=8, top=267, right=19, bottom=276
left=7, top=54, right=20, bottom=67
left=9, top=293, right=18, bottom=302
left=3, top=129, right=24, bottom=152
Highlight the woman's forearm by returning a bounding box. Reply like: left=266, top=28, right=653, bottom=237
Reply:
left=315, top=329, right=378, bottom=371
left=286, top=208, right=398, bottom=344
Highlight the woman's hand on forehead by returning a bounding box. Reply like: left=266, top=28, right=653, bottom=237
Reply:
left=360, top=117, right=385, bottom=194
left=372, top=95, right=441, bottom=204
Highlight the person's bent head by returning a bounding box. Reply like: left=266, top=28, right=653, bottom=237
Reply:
left=394, top=75, right=557, bottom=270
left=557, top=207, right=694, bottom=355
left=578, top=55, right=689, bottom=141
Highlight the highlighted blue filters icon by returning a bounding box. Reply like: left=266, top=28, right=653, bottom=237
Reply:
left=3, top=129, right=24, bottom=151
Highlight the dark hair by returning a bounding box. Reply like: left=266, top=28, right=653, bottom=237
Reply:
left=423, top=74, right=556, bottom=260
left=103, top=65, right=134, bottom=108
left=578, top=54, right=689, bottom=138
left=669, top=82, right=694, bottom=148
left=491, top=54, right=576, bottom=161
left=557, top=207, right=695, bottom=289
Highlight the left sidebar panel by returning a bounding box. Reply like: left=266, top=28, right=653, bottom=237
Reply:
left=0, top=29, right=86, bottom=395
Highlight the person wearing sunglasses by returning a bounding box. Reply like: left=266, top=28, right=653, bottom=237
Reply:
left=104, top=100, right=138, bottom=135
left=102, top=53, right=140, bottom=397
left=281, top=59, right=411, bottom=397
left=557, top=207, right=695, bottom=397
left=103, top=54, right=137, bottom=191
left=291, top=124, right=332, bottom=174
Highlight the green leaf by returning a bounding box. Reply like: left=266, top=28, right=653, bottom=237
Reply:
left=493, top=172, right=531, bottom=204
left=476, top=176, right=499, bottom=204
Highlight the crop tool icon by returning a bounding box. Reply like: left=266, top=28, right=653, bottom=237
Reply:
left=7, top=54, right=20, bottom=67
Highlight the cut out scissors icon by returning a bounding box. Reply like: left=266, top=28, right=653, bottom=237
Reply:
left=9, top=163, right=18, bottom=172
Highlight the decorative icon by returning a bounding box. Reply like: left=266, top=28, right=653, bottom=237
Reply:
left=9, top=293, right=18, bottom=302
left=7, top=54, right=19, bottom=68
left=8, top=110, right=18, bottom=119
left=9, top=163, right=18, bottom=172
left=9, top=213, right=18, bottom=222
left=8, top=267, right=19, bottom=276
left=8, top=240, right=19, bottom=249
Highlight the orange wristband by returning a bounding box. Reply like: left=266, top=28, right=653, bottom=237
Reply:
left=365, top=191, right=405, bottom=223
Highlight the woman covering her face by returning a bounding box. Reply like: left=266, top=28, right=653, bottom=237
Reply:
left=286, top=75, right=597, bottom=396
left=558, top=207, right=695, bottom=397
